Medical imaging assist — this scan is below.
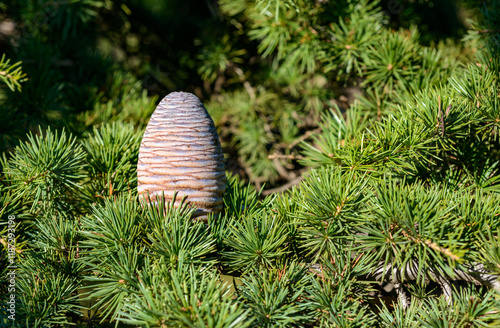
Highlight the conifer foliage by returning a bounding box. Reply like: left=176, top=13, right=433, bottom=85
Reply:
left=2, top=0, right=500, bottom=327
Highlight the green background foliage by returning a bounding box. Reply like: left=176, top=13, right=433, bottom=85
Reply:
left=2, top=0, right=500, bottom=327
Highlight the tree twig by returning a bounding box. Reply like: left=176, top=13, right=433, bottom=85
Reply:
left=288, top=127, right=322, bottom=149
left=262, top=175, right=305, bottom=196
left=369, top=261, right=500, bottom=294
left=272, top=157, right=292, bottom=180
left=394, top=283, right=410, bottom=309
left=268, top=153, right=304, bottom=160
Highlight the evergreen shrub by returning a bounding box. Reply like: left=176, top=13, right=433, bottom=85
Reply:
left=1, top=0, right=500, bottom=327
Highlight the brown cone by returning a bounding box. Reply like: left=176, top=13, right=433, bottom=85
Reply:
left=138, top=92, right=226, bottom=220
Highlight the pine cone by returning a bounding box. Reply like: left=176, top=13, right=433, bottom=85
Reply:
left=138, top=92, right=226, bottom=220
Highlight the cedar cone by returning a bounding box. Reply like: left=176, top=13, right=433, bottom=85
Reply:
left=137, top=92, right=226, bottom=219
